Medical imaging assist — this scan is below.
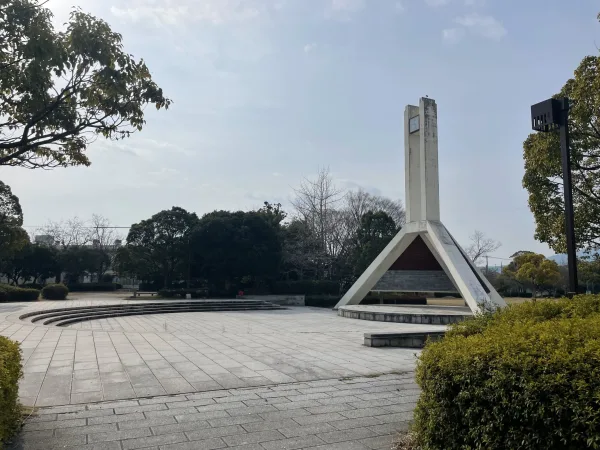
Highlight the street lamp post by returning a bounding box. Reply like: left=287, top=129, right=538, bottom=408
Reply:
left=531, top=97, right=578, bottom=296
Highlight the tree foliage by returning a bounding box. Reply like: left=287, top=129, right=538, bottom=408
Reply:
left=1, top=243, right=60, bottom=285
left=118, top=207, right=199, bottom=287
left=0, top=181, right=28, bottom=271
left=523, top=33, right=600, bottom=252
left=190, top=210, right=282, bottom=292
left=0, top=0, right=171, bottom=169
left=503, top=253, right=561, bottom=298
left=350, top=211, right=397, bottom=277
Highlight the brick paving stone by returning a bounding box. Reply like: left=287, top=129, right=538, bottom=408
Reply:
left=160, top=438, right=227, bottom=450
left=121, top=433, right=188, bottom=449
left=259, top=435, right=326, bottom=450
left=221, top=430, right=285, bottom=447
left=317, top=427, right=377, bottom=444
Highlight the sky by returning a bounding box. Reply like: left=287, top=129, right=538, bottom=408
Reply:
left=2, top=0, right=599, bottom=260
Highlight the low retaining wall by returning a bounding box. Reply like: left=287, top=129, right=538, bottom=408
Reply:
left=365, top=331, right=446, bottom=348
left=238, top=295, right=305, bottom=306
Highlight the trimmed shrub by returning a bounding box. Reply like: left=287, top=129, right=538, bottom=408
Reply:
left=0, top=336, right=22, bottom=446
left=272, top=280, right=340, bottom=296
left=0, top=284, right=39, bottom=302
left=413, top=295, right=600, bottom=450
left=42, top=284, right=69, bottom=300
left=67, top=282, right=119, bottom=292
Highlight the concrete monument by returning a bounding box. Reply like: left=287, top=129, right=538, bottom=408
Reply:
left=335, top=98, right=506, bottom=313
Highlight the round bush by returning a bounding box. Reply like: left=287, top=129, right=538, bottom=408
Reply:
left=413, top=295, right=600, bottom=450
left=41, top=284, right=69, bottom=300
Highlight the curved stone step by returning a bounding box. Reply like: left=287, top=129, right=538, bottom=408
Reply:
left=52, top=306, right=283, bottom=326
left=40, top=305, right=282, bottom=325
left=20, top=300, right=285, bottom=327
left=26, top=301, right=274, bottom=323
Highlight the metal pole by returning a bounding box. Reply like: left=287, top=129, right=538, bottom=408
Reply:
left=559, top=97, right=578, bottom=295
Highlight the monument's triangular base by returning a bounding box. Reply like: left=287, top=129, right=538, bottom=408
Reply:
left=335, top=220, right=506, bottom=314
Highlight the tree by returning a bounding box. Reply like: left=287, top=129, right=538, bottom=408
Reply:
left=351, top=211, right=397, bottom=277
left=0, top=181, right=28, bottom=272
left=0, top=0, right=171, bottom=169
left=523, top=22, right=600, bottom=252
left=59, top=246, right=109, bottom=283
left=2, top=243, right=60, bottom=285
left=291, top=167, right=345, bottom=260
left=345, top=189, right=405, bottom=230
left=121, top=207, right=199, bottom=288
left=257, top=202, right=287, bottom=226
left=465, top=230, right=501, bottom=265
left=190, top=211, right=282, bottom=292
left=40, top=214, right=122, bottom=248
left=504, top=253, right=561, bottom=299
left=578, top=257, right=600, bottom=293
left=280, top=219, right=323, bottom=280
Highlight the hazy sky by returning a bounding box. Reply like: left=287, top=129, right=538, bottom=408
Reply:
left=2, top=0, right=599, bottom=260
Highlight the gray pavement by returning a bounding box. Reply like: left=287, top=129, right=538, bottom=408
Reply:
left=0, top=297, right=443, bottom=408
left=8, top=372, right=416, bottom=450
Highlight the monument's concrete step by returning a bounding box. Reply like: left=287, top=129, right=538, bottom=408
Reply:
left=364, top=331, right=446, bottom=348
left=20, top=300, right=285, bottom=327
left=338, top=304, right=471, bottom=325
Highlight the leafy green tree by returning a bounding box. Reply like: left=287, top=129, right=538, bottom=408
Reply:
left=122, top=207, right=199, bottom=288
left=0, top=181, right=28, bottom=273
left=2, top=243, right=60, bottom=285
left=0, top=0, right=171, bottom=169
left=190, top=211, right=282, bottom=292
left=59, top=246, right=109, bottom=283
left=257, top=202, right=287, bottom=226
left=350, top=211, right=398, bottom=277
left=523, top=21, right=600, bottom=252
left=579, top=257, right=600, bottom=293
left=504, top=253, right=561, bottom=299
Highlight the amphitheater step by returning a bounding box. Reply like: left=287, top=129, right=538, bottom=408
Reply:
left=20, top=300, right=285, bottom=327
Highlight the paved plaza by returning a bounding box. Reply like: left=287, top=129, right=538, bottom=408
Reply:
left=0, top=294, right=444, bottom=449
left=9, top=373, right=416, bottom=450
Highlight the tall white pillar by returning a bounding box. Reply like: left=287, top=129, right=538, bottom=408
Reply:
left=405, top=98, right=440, bottom=223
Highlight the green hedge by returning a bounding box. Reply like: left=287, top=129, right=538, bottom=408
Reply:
left=42, top=284, right=69, bottom=300
left=413, top=295, right=600, bottom=450
left=67, top=282, right=121, bottom=292
left=272, top=280, right=340, bottom=296
left=0, top=284, right=39, bottom=302
left=0, top=336, right=22, bottom=446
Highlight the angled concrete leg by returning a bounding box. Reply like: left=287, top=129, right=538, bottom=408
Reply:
left=425, top=221, right=505, bottom=312
left=335, top=228, right=415, bottom=308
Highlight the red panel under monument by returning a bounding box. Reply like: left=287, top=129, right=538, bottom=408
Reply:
left=389, top=235, right=443, bottom=271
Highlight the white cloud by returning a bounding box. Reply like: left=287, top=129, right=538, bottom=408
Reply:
left=326, top=0, right=365, bottom=20
left=303, top=43, right=317, bottom=53
left=464, top=0, right=485, bottom=5
left=394, top=1, right=405, bottom=13
left=442, top=27, right=465, bottom=44
left=111, top=0, right=274, bottom=26
left=272, top=172, right=283, bottom=177
left=455, top=13, right=507, bottom=40
left=424, top=0, right=450, bottom=7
